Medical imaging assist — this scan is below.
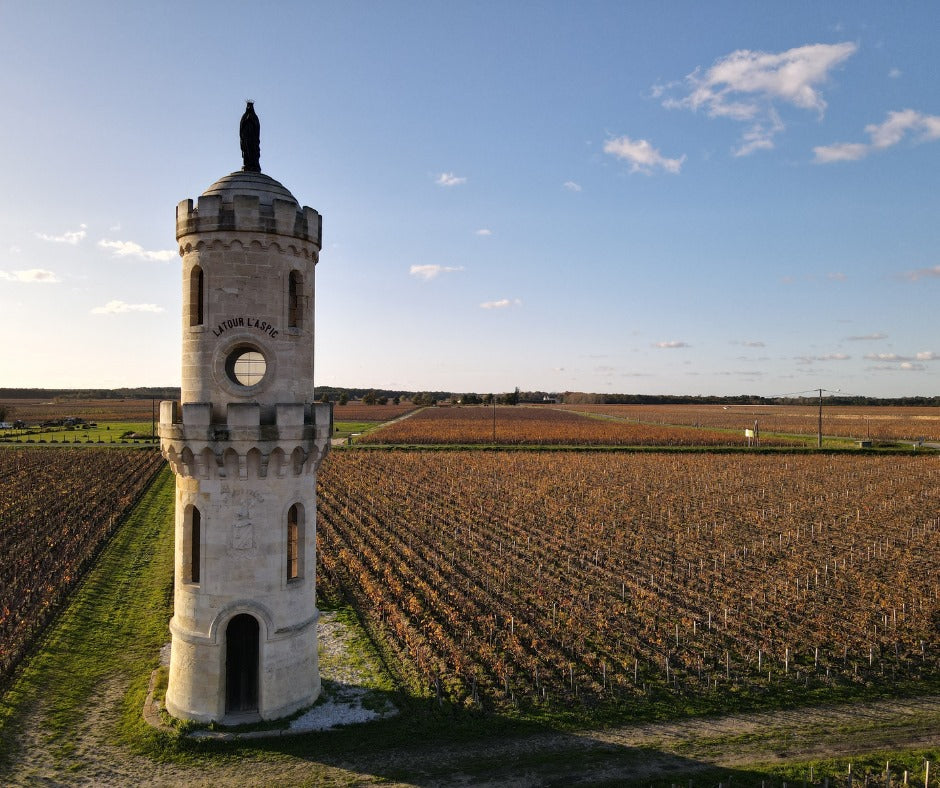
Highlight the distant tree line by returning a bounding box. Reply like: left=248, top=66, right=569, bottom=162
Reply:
left=0, top=387, right=182, bottom=400
left=3, top=387, right=937, bottom=408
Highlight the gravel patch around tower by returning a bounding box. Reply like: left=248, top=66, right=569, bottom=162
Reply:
left=153, top=607, right=398, bottom=740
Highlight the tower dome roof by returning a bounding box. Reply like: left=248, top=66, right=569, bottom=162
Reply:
left=200, top=171, right=299, bottom=208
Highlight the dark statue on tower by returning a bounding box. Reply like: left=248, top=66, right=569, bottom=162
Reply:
left=240, top=100, right=261, bottom=172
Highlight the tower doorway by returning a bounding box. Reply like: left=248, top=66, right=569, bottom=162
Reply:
left=225, top=614, right=259, bottom=714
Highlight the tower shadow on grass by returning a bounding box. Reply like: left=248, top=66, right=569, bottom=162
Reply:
left=183, top=693, right=784, bottom=786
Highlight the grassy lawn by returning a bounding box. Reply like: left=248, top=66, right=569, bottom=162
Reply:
left=332, top=420, right=383, bottom=441
left=1, top=421, right=158, bottom=445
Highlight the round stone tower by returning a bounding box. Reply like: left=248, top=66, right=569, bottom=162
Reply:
left=159, top=103, right=331, bottom=723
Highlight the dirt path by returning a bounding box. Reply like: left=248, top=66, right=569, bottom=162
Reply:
left=6, top=682, right=939, bottom=786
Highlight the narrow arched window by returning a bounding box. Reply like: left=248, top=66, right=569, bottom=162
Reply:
left=189, top=265, right=204, bottom=326
left=287, top=503, right=301, bottom=581
left=288, top=270, right=301, bottom=329
left=187, top=505, right=201, bottom=584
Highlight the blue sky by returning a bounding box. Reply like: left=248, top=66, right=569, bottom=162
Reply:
left=2, top=1, right=938, bottom=397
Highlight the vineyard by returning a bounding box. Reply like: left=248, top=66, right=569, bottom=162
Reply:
left=358, top=405, right=806, bottom=447
left=0, top=447, right=166, bottom=687
left=332, top=401, right=417, bottom=422
left=316, top=451, right=940, bottom=720
left=0, top=398, right=161, bottom=423
left=560, top=403, right=940, bottom=443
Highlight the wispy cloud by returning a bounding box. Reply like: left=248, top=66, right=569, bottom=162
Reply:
left=604, top=136, right=685, bottom=174
left=480, top=298, right=522, bottom=310
left=98, top=239, right=176, bottom=262
left=661, top=42, right=857, bottom=156
left=815, top=109, right=940, bottom=163
left=409, top=264, right=464, bottom=281
left=563, top=181, right=582, bottom=192
left=0, top=268, right=60, bottom=283
left=90, top=300, right=164, bottom=315
left=475, top=228, right=492, bottom=236
left=846, top=332, right=887, bottom=341
left=36, top=224, right=87, bottom=245
left=864, top=351, right=937, bottom=363
left=731, top=339, right=766, bottom=347
left=436, top=172, right=466, bottom=187
left=827, top=272, right=847, bottom=281
left=869, top=362, right=926, bottom=372
left=796, top=353, right=850, bottom=364
left=901, top=264, right=940, bottom=281
left=654, top=340, right=690, bottom=349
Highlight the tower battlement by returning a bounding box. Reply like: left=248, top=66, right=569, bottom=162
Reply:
left=159, top=400, right=332, bottom=480
left=176, top=194, right=321, bottom=247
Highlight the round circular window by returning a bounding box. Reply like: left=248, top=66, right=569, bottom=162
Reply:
left=225, top=347, right=267, bottom=387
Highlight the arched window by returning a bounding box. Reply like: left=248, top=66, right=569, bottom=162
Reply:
left=189, top=265, right=204, bottom=326
left=288, top=270, right=302, bottom=329
left=186, top=505, right=201, bottom=584
left=287, top=503, right=303, bottom=581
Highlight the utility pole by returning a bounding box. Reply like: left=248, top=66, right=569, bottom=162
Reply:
left=492, top=397, right=497, bottom=444
left=818, top=388, right=823, bottom=448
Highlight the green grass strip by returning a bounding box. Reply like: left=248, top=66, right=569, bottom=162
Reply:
left=0, top=465, right=175, bottom=769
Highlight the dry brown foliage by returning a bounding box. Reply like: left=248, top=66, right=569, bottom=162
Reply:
left=359, top=405, right=804, bottom=446
left=317, top=451, right=940, bottom=711
left=560, top=404, right=940, bottom=442
left=0, top=448, right=166, bottom=685
left=332, top=402, right=418, bottom=422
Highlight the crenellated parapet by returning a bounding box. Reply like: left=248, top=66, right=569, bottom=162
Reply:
left=159, top=400, right=332, bottom=480
left=176, top=194, right=321, bottom=248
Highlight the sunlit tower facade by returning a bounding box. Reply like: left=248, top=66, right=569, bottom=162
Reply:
left=159, top=103, right=331, bottom=722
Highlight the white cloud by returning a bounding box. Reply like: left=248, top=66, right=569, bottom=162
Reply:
left=98, top=239, right=176, bottom=262
left=815, top=109, right=940, bottom=163
left=796, top=353, right=850, bottom=363
left=563, top=181, right=582, bottom=192
left=480, top=298, right=521, bottom=309
left=812, top=142, right=869, bottom=163
left=603, top=136, right=685, bottom=174
left=889, top=68, right=902, bottom=79
left=827, top=272, right=847, bottom=281
left=654, top=340, right=690, bottom=349
left=90, top=300, right=164, bottom=315
left=664, top=42, right=857, bottom=155
left=0, top=268, right=60, bottom=283
left=865, top=351, right=938, bottom=363
left=409, top=264, right=464, bottom=281
left=846, top=332, right=887, bottom=341
left=901, top=264, right=940, bottom=281
left=36, top=224, right=87, bottom=245
left=475, top=228, right=492, bottom=236
left=436, top=172, right=466, bottom=187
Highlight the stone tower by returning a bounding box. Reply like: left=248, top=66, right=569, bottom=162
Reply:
left=159, top=103, right=331, bottom=723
